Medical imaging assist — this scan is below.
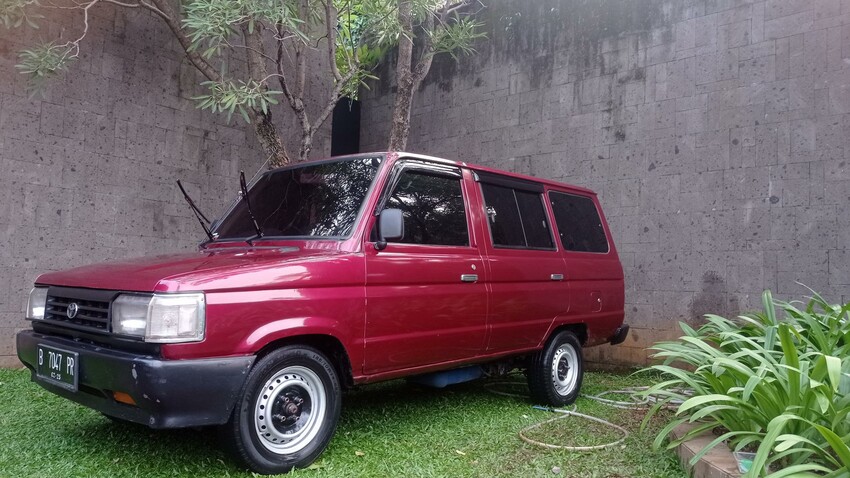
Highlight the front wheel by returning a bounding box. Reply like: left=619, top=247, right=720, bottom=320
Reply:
left=222, top=346, right=341, bottom=475
left=527, top=330, right=584, bottom=406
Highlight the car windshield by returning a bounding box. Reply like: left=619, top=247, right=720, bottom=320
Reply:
left=214, top=156, right=383, bottom=240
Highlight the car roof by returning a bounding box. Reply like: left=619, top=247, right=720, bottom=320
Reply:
left=385, top=151, right=596, bottom=196
left=267, top=151, right=597, bottom=196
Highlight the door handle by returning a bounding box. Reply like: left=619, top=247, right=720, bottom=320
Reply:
left=550, top=273, right=564, bottom=281
left=461, top=274, right=479, bottom=283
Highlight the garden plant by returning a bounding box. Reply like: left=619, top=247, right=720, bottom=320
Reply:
left=644, top=290, right=850, bottom=477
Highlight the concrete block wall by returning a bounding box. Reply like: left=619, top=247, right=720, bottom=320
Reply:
left=0, top=5, right=331, bottom=366
left=360, top=0, right=850, bottom=365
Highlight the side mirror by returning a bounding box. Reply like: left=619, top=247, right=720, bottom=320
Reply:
left=375, top=208, right=404, bottom=251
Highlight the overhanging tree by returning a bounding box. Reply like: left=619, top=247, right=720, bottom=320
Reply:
left=3, top=0, right=482, bottom=165
left=386, top=0, right=483, bottom=151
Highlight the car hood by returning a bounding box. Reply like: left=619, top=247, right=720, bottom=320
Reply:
left=36, top=246, right=357, bottom=293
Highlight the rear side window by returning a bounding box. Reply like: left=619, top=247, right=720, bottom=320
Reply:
left=384, top=170, right=469, bottom=246
left=549, top=191, right=609, bottom=253
left=481, top=183, right=554, bottom=249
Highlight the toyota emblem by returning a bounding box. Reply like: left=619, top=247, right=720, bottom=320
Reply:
left=67, top=302, right=79, bottom=319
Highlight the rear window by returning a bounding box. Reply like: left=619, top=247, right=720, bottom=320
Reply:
left=548, top=191, right=609, bottom=253
left=480, top=183, right=554, bottom=249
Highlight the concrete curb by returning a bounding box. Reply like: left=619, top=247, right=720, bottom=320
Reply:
left=671, top=423, right=742, bottom=478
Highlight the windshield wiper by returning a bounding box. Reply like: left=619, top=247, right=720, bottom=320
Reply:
left=176, top=180, right=214, bottom=242
left=240, top=170, right=264, bottom=244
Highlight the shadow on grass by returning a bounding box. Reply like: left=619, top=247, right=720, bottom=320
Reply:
left=0, top=369, right=683, bottom=478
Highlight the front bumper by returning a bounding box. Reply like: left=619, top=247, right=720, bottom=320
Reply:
left=16, top=330, right=254, bottom=429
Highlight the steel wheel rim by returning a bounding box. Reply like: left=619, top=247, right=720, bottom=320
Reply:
left=254, top=365, right=326, bottom=455
left=551, top=344, right=578, bottom=396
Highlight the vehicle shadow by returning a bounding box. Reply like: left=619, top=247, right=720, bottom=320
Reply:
left=49, top=378, right=530, bottom=477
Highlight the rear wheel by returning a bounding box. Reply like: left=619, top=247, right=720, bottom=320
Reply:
left=528, top=330, right=584, bottom=406
left=222, top=345, right=341, bottom=475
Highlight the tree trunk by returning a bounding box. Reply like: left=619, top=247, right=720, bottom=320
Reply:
left=241, top=25, right=290, bottom=169
left=388, top=0, right=415, bottom=152
left=299, top=129, right=313, bottom=161
left=388, top=76, right=415, bottom=151
left=255, top=111, right=290, bottom=168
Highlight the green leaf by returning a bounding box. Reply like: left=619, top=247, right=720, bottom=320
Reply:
left=814, top=424, right=850, bottom=469
left=764, top=464, right=832, bottom=478
left=651, top=417, right=686, bottom=450
left=688, top=430, right=741, bottom=466
left=825, top=355, right=842, bottom=392
left=679, top=394, right=748, bottom=414
left=749, top=414, right=795, bottom=477
left=742, top=373, right=762, bottom=402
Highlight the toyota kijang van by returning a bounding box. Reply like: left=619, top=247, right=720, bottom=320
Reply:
left=17, top=152, right=628, bottom=474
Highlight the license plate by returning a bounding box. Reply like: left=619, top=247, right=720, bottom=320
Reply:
left=36, top=345, right=79, bottom=392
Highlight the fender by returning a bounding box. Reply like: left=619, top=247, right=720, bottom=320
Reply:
left=238, top=316, right=353, bottom=355
left=537, top=312, right=622, bottom=349
left=537, top=315, right=586, bottom=349
left=539, top=312, right=623, bottom=348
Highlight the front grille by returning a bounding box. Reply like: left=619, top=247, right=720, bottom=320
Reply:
left=42, top=287, right=117, bottom=334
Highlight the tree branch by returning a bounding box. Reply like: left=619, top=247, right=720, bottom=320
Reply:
left=440, top=0, right=470, bottom=21
left=101, top=0, right=142, bottom=9
left=276, top=26, right=312, bottom=159
left=242, top=24, right=270, bottom=90
left=55, top=0, right=100, bottom=60
left=395, top=0, right=414, bottom=89
left=323, top=0, right=342, bottom=82
left=411, top=9, right=435, bottom=89
left=276, top=34, right=298, bottom=109
left=223, top=38, right=277, bottom=64
left=314, top=67, right=358, bottom=132
left=147, top=0, right=220, bottom=82
left=294, top=0, right=309, bottom=99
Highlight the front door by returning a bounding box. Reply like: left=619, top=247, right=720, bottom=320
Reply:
left=364, top=161, right=487, bottom=375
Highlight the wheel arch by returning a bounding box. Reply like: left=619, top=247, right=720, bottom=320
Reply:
left=549, top=323, right=588, bottom=346
left=255, top=335, right=355, bottom=389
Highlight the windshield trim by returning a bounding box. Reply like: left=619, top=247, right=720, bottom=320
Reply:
left=209, top=154, right=386, bottom=243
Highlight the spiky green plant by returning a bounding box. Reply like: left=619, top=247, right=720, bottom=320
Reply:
left=643, top=290, right=850, bottom=477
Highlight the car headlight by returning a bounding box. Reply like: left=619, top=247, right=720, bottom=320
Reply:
left=26, top=287, right=48, bottom=320
left=112, top=293, right=205, bottom=343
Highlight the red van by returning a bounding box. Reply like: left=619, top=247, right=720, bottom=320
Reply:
left=17, top=152, right=627, bottom=474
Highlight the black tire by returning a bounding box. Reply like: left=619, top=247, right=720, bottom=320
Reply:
left=527, top=330, right=584, bottom=406
left=222, top=345, right=341, bottom=475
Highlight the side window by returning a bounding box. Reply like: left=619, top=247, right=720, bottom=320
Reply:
left=481, top=184, right=525, bottom=247
left=515, top=190, right=554, bottom=248
left=549, top=192, right=609, bottom=253
left=481, top=183, right=554, bottom=249
left=384, top=169, right=469, bottom=246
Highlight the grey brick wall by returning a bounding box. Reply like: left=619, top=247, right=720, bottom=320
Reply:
left=0, top=6, right=331, bottom=366
left=360, top=0, right=850, bottom=365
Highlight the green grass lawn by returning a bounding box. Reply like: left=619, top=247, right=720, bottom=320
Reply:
left=0, top=368, right=685, bottom=478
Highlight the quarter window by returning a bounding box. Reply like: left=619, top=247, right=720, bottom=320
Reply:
left=549, top=191, right=609, bottom=253
left=384, top=169, right=469, bottom=246
left=481, top=183, right=554, bottom=249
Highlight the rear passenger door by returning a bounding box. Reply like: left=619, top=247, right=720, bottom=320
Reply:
left=364, top=161, right=487, bottom=374
left=475, top=172, right=569, bottom=353
left=548, top=191, right=624, bottom=339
